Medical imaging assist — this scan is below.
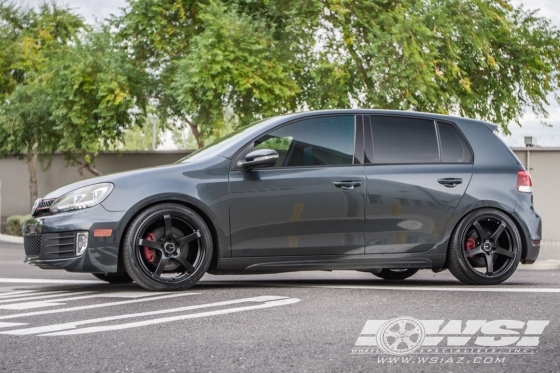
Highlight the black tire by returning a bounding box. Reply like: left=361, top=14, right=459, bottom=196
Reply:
left=448, top=208, right=521, bottom=285
left=122, top=203, right=213, bottom=291
left=372, top=268, right=419, bottom=280
left=92, top=273, right=134, bottom=284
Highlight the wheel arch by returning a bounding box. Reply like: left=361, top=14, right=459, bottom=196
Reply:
left=115, top=194, right=223, bottom=274
left=444, top=205, right=528, bottom=266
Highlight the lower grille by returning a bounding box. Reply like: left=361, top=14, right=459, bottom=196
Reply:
left=45, top=233, right=76, bottom=258
left=24, top=235, right=42, bottom=256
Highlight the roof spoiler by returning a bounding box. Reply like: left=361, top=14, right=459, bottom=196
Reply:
left=483, top=122, right=499, bottom=132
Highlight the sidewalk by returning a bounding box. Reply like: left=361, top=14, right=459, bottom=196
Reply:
left=0, top=233, right=558, bottom=269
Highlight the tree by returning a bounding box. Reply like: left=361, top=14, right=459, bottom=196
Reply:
left=0, top=1, right=85, bottom=209
left=46, top=27, right=148, bottom=175
left=117, top=0, right=560, bottom=137
left=0, top=2, right=147, bottom=208
left=115, top=0, right=318, bottom=147
left=314, top=0, right=560, bottom=132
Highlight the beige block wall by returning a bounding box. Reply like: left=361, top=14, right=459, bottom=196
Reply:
left=0, top=152, right=190, bottom=218
left=512, top=148, right=560, bottom=243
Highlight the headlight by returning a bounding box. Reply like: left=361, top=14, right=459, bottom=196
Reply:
left=50, top=183, right=114, bottom=213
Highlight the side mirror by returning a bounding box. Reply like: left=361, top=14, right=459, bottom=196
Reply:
left=241, top=149, right=279, bottom=169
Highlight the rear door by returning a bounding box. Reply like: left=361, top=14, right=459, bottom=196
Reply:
left=364, top=115, right=473, bottom=254
left=229, top=115, right=366, bottom=257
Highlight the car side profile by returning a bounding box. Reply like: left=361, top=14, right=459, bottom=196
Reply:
left=22, top=110, right=541, bottom=290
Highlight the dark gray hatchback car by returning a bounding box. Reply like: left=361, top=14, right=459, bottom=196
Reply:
left=23, top=110, right=541, bottom=290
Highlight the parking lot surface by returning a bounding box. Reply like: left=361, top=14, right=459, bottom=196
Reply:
left=0, top=240, right=559, bottom=373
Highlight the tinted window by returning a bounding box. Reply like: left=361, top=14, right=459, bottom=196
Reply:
left=254, top=116, right=355, bottom=167
left=370, top=116, right=439, bottom=164
left=438, top=122, right=472, bottom=163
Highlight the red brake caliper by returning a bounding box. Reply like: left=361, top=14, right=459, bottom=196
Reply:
left=465, top=237, right=476, bottom=251
left=142, top=233, right=156, bottom=263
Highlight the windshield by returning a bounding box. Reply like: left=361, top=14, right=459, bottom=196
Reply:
left=176, top=119, right=268, bottom=163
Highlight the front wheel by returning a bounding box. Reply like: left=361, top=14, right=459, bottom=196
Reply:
left=372, top=268, right=419, bottom=280
left=448, top=208, right=521, bottom=285
left=122, top=203, right=213, bottom=291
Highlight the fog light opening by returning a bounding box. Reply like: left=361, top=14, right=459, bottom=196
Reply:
left=76, top=232, right=89, bottom=255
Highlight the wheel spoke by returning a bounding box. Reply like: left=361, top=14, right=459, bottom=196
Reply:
left=472, top=221, right=488, bottom=240
left=138, top=239, right=163, bottom=251
left=153, top=256, right=169, bottom=279
left=390, top=338, right=403, bottom=350
left=402, top=336, right=416, bottom=349
left=177, top=231, right=201, bottom=249
left=484, top=254, right=494, bottom=276
left=398, top=320, right=407, bottom=333
left=490, top=221, right=507, bottom=241
left=495, top=247, right=515, bottom=259
left=172, top=254, right=196, bottom=273
left=163, top=214, right=173, bottom=240
left=466, top=246, right=484, bottom=257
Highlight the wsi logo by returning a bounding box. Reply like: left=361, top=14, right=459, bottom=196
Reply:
left=354, top=317, right=550, bottom=355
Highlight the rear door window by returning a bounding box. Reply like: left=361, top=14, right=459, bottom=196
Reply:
left=370, top=116, right=440, bottom=164
left=438, top=122, right=472, bottom=163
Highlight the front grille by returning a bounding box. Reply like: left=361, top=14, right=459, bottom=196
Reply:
left=44, top=233, right=76, bottom=258
left=24, top=235, right=42, bottom=256
left=33, top=198, right=55, bottom=217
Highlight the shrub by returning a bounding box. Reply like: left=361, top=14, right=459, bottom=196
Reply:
left=6, top=215, right=33, bottom=236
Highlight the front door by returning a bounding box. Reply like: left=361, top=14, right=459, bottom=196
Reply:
left=364, top=115, right=473, bottom=254
left=229, top=115, right=366, bottom=257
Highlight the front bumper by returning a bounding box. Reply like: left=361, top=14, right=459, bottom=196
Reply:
left=23, top=205, right=126, bottom=273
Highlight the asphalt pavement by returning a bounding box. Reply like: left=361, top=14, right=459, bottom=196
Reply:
left=0, top=240, right=559, bottom=373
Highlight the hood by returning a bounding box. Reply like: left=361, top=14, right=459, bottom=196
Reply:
left=43, top=162, right=190, bottom=199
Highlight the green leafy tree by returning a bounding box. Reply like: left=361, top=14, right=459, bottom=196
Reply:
left=115, top=0, right=318, bottom=147
left=315, top=0, right=560, bottom=132
left=0, top=1, right=85, bottom=208
left=47, top=26, right=148, bottom=175
left=118, top=0, right=560, bottom=139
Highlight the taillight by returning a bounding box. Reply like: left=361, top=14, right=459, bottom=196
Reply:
left=517, top=170, right=533, bottom=193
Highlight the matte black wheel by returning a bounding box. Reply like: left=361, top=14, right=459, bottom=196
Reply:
left=92, top=273, right=134, bottom=284
left=448, top=209, right=521, bottom=285
left=373, top=268, right=419, bottom=280
left=123, top=203, right=213, bottom=291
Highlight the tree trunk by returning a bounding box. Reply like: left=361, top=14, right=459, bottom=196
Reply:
left=77, top=160, right=102, bottom=177
left=188, top=122, right=204, bottom=148
left=27, top=148, right=38, bottom=211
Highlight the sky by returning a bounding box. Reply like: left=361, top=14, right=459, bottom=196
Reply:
left=19, top=0, right=560, bottom=148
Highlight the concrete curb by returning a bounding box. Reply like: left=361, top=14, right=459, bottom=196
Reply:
left=518, top=260, right=560, bottom=271
left=0, top=234, right=23, bottom=244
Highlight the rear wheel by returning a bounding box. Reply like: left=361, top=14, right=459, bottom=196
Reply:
left=372, top=268, right=419, bottom=280
left=123, top=203, right=213, bottom=291
left=92, top=273, right=133, bottom=284
left=448, top=209, right=521, bottom=285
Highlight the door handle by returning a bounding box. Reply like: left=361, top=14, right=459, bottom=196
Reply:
left=437, top=178, right=463, bottom=188
left=333, top=181, right=362, bottom=190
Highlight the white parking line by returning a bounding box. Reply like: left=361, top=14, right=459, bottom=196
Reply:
left=0, top=322, right=27, bottom=328
left=0, top=291, right=89, bottom=305
left=0, top=293, right=198, bottom=321
left=3, top=295, right=298, bottom=336
left=0, top=290, right=43, bottom=299
left=0, top=278, right=103, bottom=284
